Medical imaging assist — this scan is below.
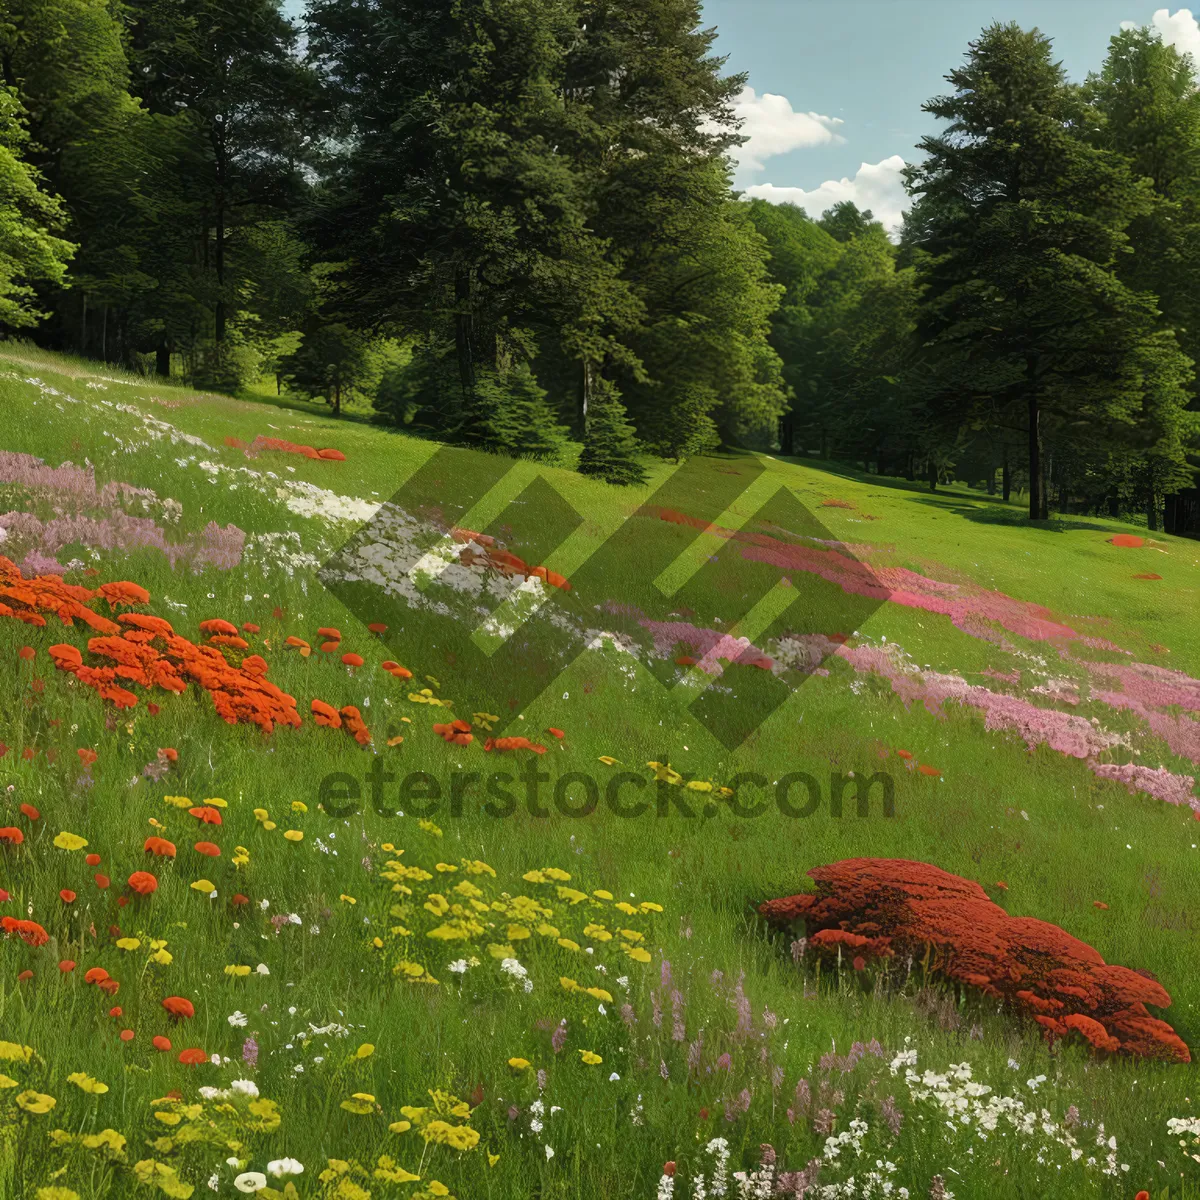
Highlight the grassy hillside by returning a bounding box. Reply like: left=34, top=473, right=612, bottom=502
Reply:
left=1, top=344, right=1199, bottom=1200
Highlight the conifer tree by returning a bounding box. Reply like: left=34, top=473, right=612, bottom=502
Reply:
left=577, top=375, right=647, bottom=485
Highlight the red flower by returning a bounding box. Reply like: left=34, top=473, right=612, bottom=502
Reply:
left=84, top=967, right=109, bottom=984
left=152, top=1035, right=172, bottom=1051
left=98, top=978, right=120, bottom=996
left=16, top=969, right=32, bottom=982
left=188, top=806, right=222, bottom=825
left=77, top=748, right=98, bottom=766
left=242, top=623, right=260, bottom=634
left=547, top=727, right=565, bottom=739
left=320, top=640, right=340, bottom=654
left=119, top=1029, right=135, bottom=1042
left=162, top=996, right=194, bottom=1019
left=178, top=1048, right=206, bottom=1065
left=144, top=837, right=176, bottom=858
left=60, top=889, right=77, bottom=903
left=232, top=893, right=249, bottom=906
left=317, top=627, right=341, bottom=641
left=1, top=916, right=49, bottom=947
left=59, top=960, right=76, bottom=973
left=1137, top=1190, right=1151, bottom=1199
left=86, top=853, right=101, bottom=866
left=147, top=702, right=161, bottom=716
left=663, top=1162, right=676, bottom=1178
left=0, top=827, right=24, bottom=845
left=19, top=645, right=36, bottom=661
left=19, top=804, right=38, bottom=821
left=341, top=652, right=364, bottom=668
left=367, top=623, right=387, bottom=634
left=128, top=871, right=158, bottom=895
left=22, top=748, right=33, bottom=761
left=109, top=1007, right=121, bottom=1017
left=94, top=873, right=110, bottom=889
left=199, top=618, right=239, bottom=637
left=159, top=747, right=178, bottom=762
left=194, top=841, right=221, bottom=857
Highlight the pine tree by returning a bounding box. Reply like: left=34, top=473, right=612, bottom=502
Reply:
left=577, top=375, right=647, bottom=485
left=462, top=364, right=569, bottom=462
left=904, top=22, right=1194, bottom=520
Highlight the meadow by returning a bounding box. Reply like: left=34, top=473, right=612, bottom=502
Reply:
left=1, top=344, right=1200, bottom=1200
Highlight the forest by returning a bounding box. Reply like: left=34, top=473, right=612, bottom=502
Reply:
left=2, top=0, right=1199, bottom=520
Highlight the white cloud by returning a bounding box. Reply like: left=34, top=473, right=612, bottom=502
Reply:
left=727, top=86, right=845, bottom=174
left=742, top=155, right=910, bottom=236
left=1122, top=8, right=1200, bottom=63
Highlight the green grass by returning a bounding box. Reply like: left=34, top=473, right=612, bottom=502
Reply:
left=1, top=344, right=1200, bottom=1199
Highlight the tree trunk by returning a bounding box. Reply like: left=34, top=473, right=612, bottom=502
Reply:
left=276, top=372, right=281, bottom=396
left=156, top=340, right=171, bottom=378
left=928, top=459, right=937, bottom=492
left=1002, top=448, right=1011, bottom=503
left=1147, top=493, right=1158, bottom=532
left=986, top=462, right=996, bottom=496
left=80, top=292, right=88, bottom=355
left=905, top=453, right=915, bottom=482
left=101, top=305, right=108, bottom=363
left=454, top=266, right=476, bottom=403
left=333, top=381, right=341, bottom=418
left=778, top=412, right=794, bottom=456
left=1027, top=372, right=1042, bottom=521
left=578, top=358, right=593, bottom=438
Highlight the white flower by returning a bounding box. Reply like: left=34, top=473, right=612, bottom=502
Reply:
left=609, top=1072, right=621, bottom=1082
left=234, top=1173, right=267, bottom=1194
left=210, top=1054, right=223, bottom=1067
left=447, top=959, right=471, bottom=974
left=268, top=1158, right=304, bottom=1178
left=207, top=1173, right=220, bottom=1192
left=260, top=899, right=270, bottom=910
left=228, top=1011, right=248, bottom=1027
left=256, top=963, right=270, bottom=975
left=544, top=1145, right=555, bottom=1160
left=231, top=1079, right=259, bottom=1097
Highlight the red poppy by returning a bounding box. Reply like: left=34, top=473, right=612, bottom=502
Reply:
left=19, top=804, right=38, bottom=821
left=389, top=665, right=413, bottom=680
left=144, top=837, right=176, bottom=858
left=0, top=889, right=8, bottom=902
left=19, top=646, right=35, bottom=661
left=2, top=916, right=49, bottom=947
left=59, top=960, right=76, bottom=973
left=60, top=889, right=76, bottom=903
left=232, top=893, right=249, bottom=906
left=547, top=727, right=565, bottom=739
left=367, top=623, right=387, bottom=634
left=119, top=1029, right=135, bottom=1042
left=199, top=618, right=239, bottom=637
left=341, top=652, right=364, bottom=668
left=152, top=1035, right=172, bottom=1051
left=995, top=881, right=1008, bottom=891
left=147, top=702, right=161, bottom=716
left=86, top=853, right=101, bottom=866
left=1137, top=1190, right=1152, bottom=1200
left=317, top=627, right=342, bottom=640
left=117, top=897, right=127, bottom=908
left=109, top=1007, right=122, bottom=1018
left=317, top=448, right=346, bottom=461
left=128, top=871, right=158, bottom=895
left=77, top=748, right=98, bottom=766
left=17, top=969, right=33, bottom=982
left=178, top=1048, right=206, bottom=1065
left=22, top=748, right=34, bottom=761
left=194, top=841, right=221, bottom=857
left=94, top=874, right=110, bottom=889
left=663, top=1163, right=676, bottom=1178
left=98, top=978, right=120, bottom=996
left=188, top=806, right=222, bottom=826
left=896, top=749, right=914, bottom=760
left=162, top=996, right=195, bottom=1019
left=320, top=640, right=340, bottom=654
left=0, top=828, right=23, bottom=845
left=1094, top=901, right=1109, bottom=910
left=852, top=955, right=867, bottom=971
left=242, top=623, right=260, bottom=634
left=159, top=748, right=178, bottom=762
left=84, top=967, right=109, bottom=984
left=918, top=764, right=941, bottom=777
left=273, top=607, right=285, bottom=620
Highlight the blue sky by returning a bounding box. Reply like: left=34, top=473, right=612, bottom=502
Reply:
left=282, top=2, right=1200, bottom=229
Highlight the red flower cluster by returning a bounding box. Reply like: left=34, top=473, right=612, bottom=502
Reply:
left=452, top=528, right=571, bottom=590
left=246, top=435, right=345, bottom=461
left=482, top=736, right=546, bottom=754
left=433, top=719, right=473, bottom=746
left=759, top=858, right=1191, bottom=1062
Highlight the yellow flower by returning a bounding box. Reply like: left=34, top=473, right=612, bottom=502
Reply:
left=536, top=922, right=560, bottom=938
left=67, top=1072, right=108, bottom=1095
left=340, top=1093, right=376, bottom=1115
left=283, top=829, right=303, bottom=842
left=148, top=817, right=165, bottom=829
left=253, top=808, right=269, bottom=821
left=620, top=929, right=644, bottom=942
left=488, top=1154, right=500, bottom=1167
left=418, top=819, right=443, bottom=837
left=582, top=922, right=613, bottom=942
left=81, top=1129, right=126, bottom=1154
left=543, top=867, right=571, bottom=882
left=522, top=869, right=546, bottom=884
left=560, top=977, right=580, bottom=993
left=506, top=924, right=530, bottom=941
left=232, top=847, right=250, bottom=867
left=486, top=943, right=514, bottom=959
left=615, top=902, right=638, bottom=916
left=203, top=797, right=228, bottom=808
left=263, top=820, right=277, bottom=831
left=579, top=1050, right=602, bottom=1065
left=428, top=1183, right=450, bottom=1198
left=356, top=1043, right=375, bottom=1059
left=388, top=1120, right=411, bottom=1134
left=340, top=894, right=357, bottom=905
left=423, top=894, right=450, bottom=916
left=190, top=879, right=216, bottom=893
left=556, top=887, right=587, bottom=905
left=453, top=880, right=484, bottom=899
left=556, top=938, right=580, bottom=952
left=16, top=1090, right=56, bottom=1114
left=372, top=937, right=384, bottom=949
left=115, top=937, right=141, bottom=951
left=0, top=1042, right=32, bottom=1063
left=625, top=946, right=652, bottom=963
left=163, top=796, right=191, bottom=808
left=435, top=862, right=457, bottom=873
left=507, top=1057, right=530, bottom=1071
left=639, top=901, right=663, bottom=914
left=35, top=1188, right=80, bottom=1200
left=224, top=964, right=251, bottom=977
left=597, top=756, right=619, bottom=766
left=53, top=832, right=87, bottom=852
left=394, top=961, right=426, bottom=978
left=585, top=987, right=614, bottom=1003
left=0, top=1074, right=18, bottom=1088
left=151, top=949, right=173, bottom=966
left=291, top=801, right=308, bottom=813
left=374, top=1157, right=421, bottom=1184
left=685, top=780, right=713, bottom=792
left=593, top=889, right=613, bottom=901
left=154, top=1111, right=182, bottom=1126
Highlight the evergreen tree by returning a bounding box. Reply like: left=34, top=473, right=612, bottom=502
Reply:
left=0, top=87, right=74, bottom=328
left=904, top=22, right=1194, bottom=520
left=280, top=321, right=369, bottom=416
left=577, top=376, right=647, bottom=485
left=462, top=364, right=569, bottom=462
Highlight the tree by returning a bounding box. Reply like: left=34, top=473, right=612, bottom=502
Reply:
left=462, top=364, right=570, bottom=462
left=818, top=200, right=878, bottom=243
left=0, top=87, right=74, bottom=328
left=904, top=22, right=1194, bottom=520
left=577, top=375, right=647, bottom=485
left=280, top=322, right=369, bottom=416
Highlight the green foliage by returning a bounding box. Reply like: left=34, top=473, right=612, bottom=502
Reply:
left=0, top=88, right=74, bottom=328
left=461, top=364, right=570, bottom=462
left=577, top=375, right=647, bottom=485
left=280, top=323, right=370, bottom=415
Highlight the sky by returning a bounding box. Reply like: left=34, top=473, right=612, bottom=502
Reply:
left=282, top=2, right=1200, bottom=231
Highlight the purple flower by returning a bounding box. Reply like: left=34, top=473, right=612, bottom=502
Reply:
left=671, top=990, right=685, bottom=1042
left=242, top=1038, right=259, bottom=1067
left=551, top=1020, right=567, bottom=1053
left=715, top=1052, right=732, bottom=1072
left=881, top=1094, right=903, bottom=1135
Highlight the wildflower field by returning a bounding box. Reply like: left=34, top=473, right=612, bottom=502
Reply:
left=3, top=344, right=1200, bottom=1200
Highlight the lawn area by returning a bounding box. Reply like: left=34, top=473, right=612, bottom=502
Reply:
left=1, top=345, right=1199, bottom=1199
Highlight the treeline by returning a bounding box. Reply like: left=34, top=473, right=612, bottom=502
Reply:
left=1, top=6, right=1199, bottom=513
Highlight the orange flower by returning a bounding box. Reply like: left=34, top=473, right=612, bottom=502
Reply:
left=144, top=837, right=176, bottom=858
left=159, top=748, right=178, bottom=762
left=19, top=803, right=38, bottom=820
left=547, top=727, right=565, bottom=739
left=194, top=841, right=221, bottom=857
left=188, top=806, right=222, bottom=826
left=77, top=748, right=98, bottom=766
left=178, top=1048, right=206, bottom=1065
left=162, top=996, right=195, bottom=1019
left=109, top=1006, right=121, bottom=1017
left=320, top=640, right=340, bottom=654
left=317, top=627, right=341, bottom=640
left=152, top=1035, right=172, bottom=1051
left=17, top=969, right=33, bottom=982
left=232, top=893, right=249, bottom=906
left=311, top=698, right=342, bottom=729
left=119, top=1029, right=135, bottom=1042
left=208, top=634, right=249, bottom=650
left=242, top=623, right=260, bottom=634
left=59, top=960, right=75, bottom=973
left=242, top=655, right=268, bottom=676
left=199, top=618, right=239, bottom=637
left=128, top=871, right=158, bottom=895
left=18, top=646, right=34, bottom=661
left=60, top=889, right=77, bottom=903
left=433, top=719, right=473, bottom=747
left=98, top=978, right=120, bottom=996
left=84, top=967, right=109, bottom=984
left=94, top=874, right=110, bottom=889
left=2, top=916, right=49, bottom=947
left=0, top=827, right=23, bottom=845
left=317, top=448, right=346, bottom=461
left=367, top=623, right=387, bottom=634
left=86, top=853, right=101, bottom=866
left=341, top=652, right=364, bottom=668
